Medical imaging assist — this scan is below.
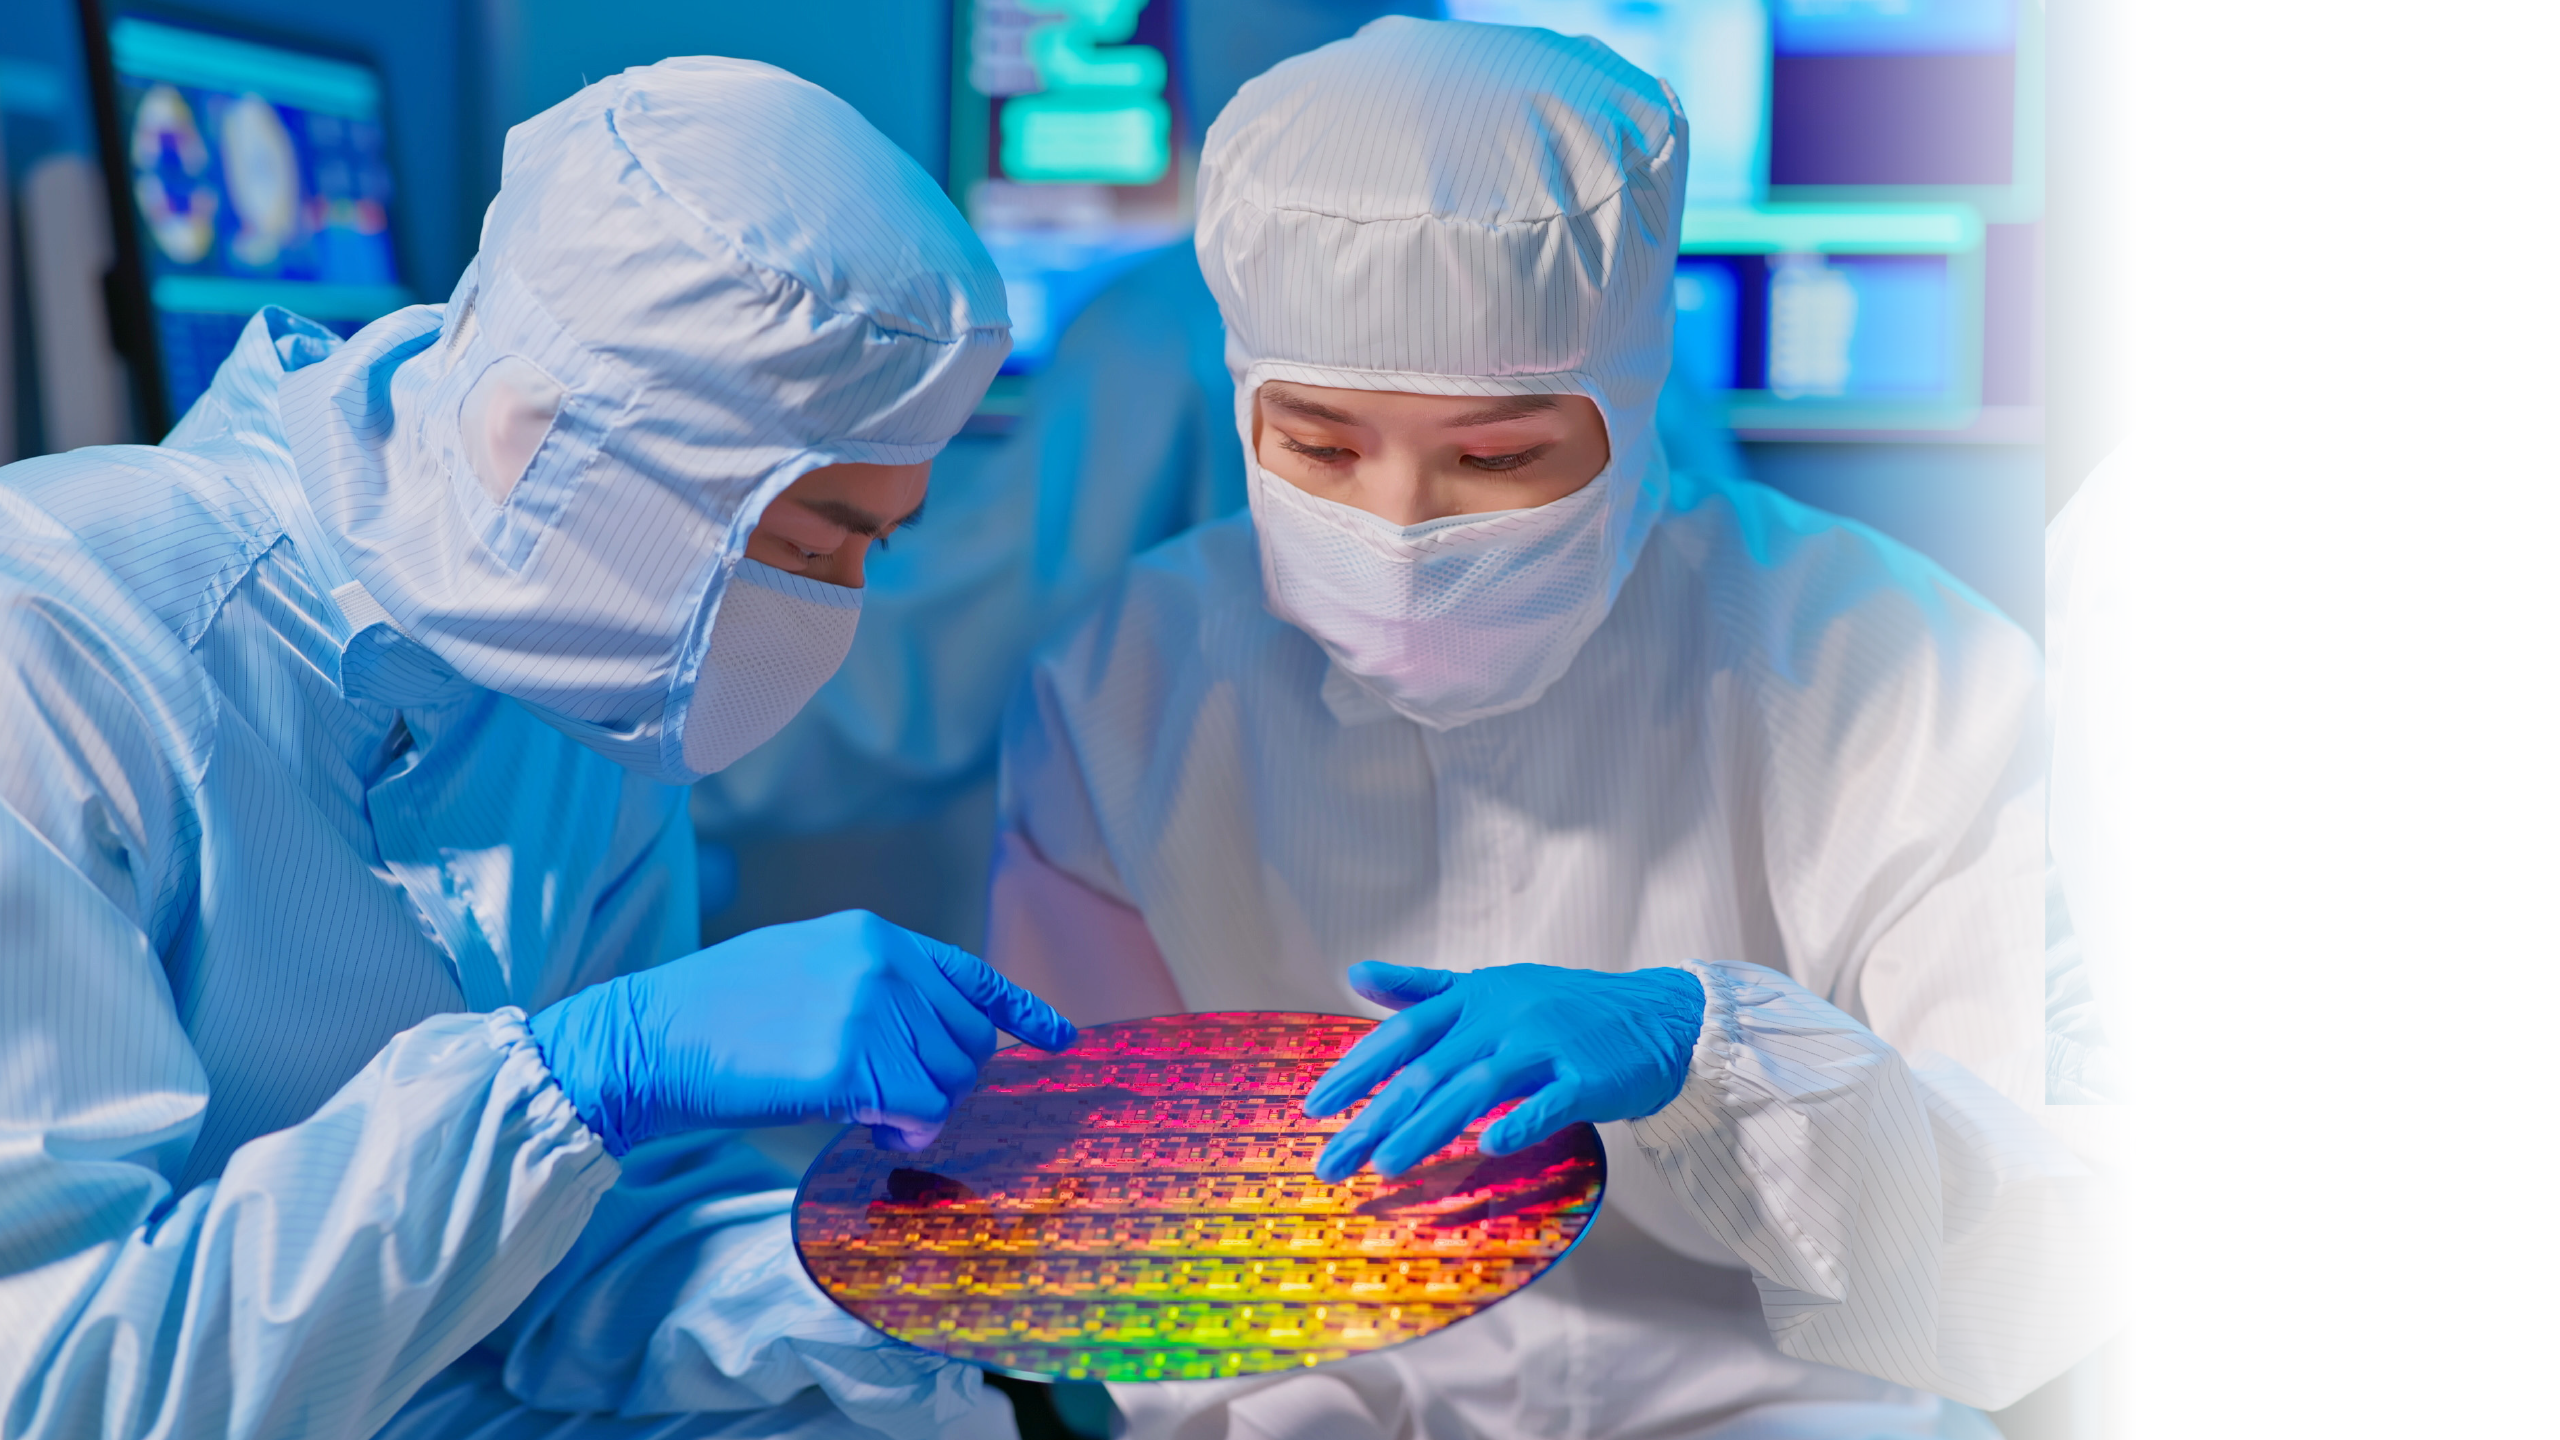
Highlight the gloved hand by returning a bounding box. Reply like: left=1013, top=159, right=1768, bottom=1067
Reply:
left=529, top=909, right=1076, bottom=1157
left=1303, top=961, right=1706, bottom=1181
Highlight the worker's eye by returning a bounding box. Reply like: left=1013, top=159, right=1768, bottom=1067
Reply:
left=868, top=501, right=924, bottom=557
left=1461, top=446, right=1546, bottom=473
left=1277, top=434, right=1353, bottom=464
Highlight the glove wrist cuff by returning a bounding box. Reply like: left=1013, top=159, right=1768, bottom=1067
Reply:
left=1629, top=961, right=1721, bottom=1118
left=1650, top=961, right=1710, bottom=1059
left=527, top=979, right=645, bottom=1157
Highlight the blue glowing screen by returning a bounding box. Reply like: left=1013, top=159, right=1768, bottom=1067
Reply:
left=1771, top=0, right=2015, bottom=56
left=1674, top=252, right=1952, bottom=402
left=111, top=17, right=413, bottom=421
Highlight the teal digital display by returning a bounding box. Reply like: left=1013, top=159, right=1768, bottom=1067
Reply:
left=954, top=0, right=1186, bottom=377
left=999, top=0, right=1171, bottom=186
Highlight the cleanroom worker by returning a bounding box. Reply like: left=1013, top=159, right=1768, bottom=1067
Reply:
left=702, top=0, right=1740, bottom=861
left=693, top=0, right=1441, bottom=851
left=990, top=20, right=2118, bottom=1439
left=0, top=59, right=1071, bottom=1440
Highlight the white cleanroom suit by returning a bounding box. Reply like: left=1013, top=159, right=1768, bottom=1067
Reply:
left=990, top=19, right=2120, bottom=1439
left=690, top=0, right=1450, bottom=847
left=0, top=58, right=1019, bottom=1440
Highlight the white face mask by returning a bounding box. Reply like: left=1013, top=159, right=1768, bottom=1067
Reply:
left=676, top=558, right=865, bottom=777
left=1253, top=465, right=1615, bottom=730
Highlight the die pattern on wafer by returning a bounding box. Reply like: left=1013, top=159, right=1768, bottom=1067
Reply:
left=792, top=1012, right=1604, bottom=1382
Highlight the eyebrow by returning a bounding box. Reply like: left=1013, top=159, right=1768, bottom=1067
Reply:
left=1443, top=395, right=1562, bottom=427
left=1261, top=388, right=1563, bottom=428
left=801, top=496, right=926, bottom=537
left=1261, top=389, right=1360, bottom=425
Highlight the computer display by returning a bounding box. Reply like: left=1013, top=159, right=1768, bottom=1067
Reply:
left=1768, top=0, right=2026, bottom=197
left=951, top=0, right=1187, bottom=378
left=1676, top=252, right=1956, bottom=400
left=104, top=16, right=411, bottom=425
left=947, top=0, right=2037, bottom=432
left=1436, top=0, right=1771, bottom=212
left=1444, top=0, right=2039, bottom=433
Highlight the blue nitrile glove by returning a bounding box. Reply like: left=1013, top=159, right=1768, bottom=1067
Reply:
left=1303, top=961, right=1706, bottom=1182
left=529, top=909, right=1077, bottom=1157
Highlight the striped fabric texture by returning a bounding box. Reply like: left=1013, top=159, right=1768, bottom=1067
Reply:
left=992, top=19, right=2118, bottom=1437
left=276, top=57, right=1008, bottom=784
left=1000, top=488, right=2117, bottom=1434
left=691, top=245, right=1246, bottom=837
left=0, top=52, right=1020, bottom=1440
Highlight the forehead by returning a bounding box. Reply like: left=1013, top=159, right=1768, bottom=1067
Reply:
left=782, top=459, right=930, bottom=513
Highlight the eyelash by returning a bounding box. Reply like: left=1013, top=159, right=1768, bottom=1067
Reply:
left=1277, top=435, right=1546, bottom=473
left=1277, top=435, right=1352, bottom=464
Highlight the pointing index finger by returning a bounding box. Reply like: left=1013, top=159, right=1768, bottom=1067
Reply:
left=923, top=939, right=1080, bottom=1051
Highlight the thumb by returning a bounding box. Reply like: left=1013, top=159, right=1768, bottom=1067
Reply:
left=923, top=940, right=1081, bottom=1052
left=869, top=1119, right=944, bottom=1152
left=1346, top=961, right=1456, bottom=1012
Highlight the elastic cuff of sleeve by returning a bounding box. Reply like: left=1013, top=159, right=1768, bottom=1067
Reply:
left=518, top=996, right=634, bottom=1158
left=1669, top=959, right=1742, bottom=1096
left=491, top=1009, right=591, bottom=1149
left=474, top=1006, right=620, bottom=1187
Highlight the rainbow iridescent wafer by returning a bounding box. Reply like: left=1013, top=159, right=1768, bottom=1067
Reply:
left=792, top=1012, right=1605, bottom=1382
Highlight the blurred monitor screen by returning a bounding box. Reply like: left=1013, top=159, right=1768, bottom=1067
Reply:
left=957, top=1, right=2036, bottom=430
left=952, top=0, right=1187, bottom=377
left=1439, top=0, right=1773, bottom=211
left=1438, top=0, right=2036, bottom=433
left=107, top=16, right=411, bottom=422
left=1669, top=205, right=2000, bottom=428
left=1768, top=0, right=2019, bottom=189
left=1676, top=252, right=1954, bottom=400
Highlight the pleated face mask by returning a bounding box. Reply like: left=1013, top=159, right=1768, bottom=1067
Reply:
left=1253, top=465, right=1615, bottom=730
left=1196, top=18, right=1687, bottom=731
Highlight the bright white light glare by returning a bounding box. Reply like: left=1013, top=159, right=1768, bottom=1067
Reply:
left=1768, top=254, right=1858, bottom=396
left=1444, top=0, right=1767, bottom=206
left=2123, top=2, right=2560, bottom=1435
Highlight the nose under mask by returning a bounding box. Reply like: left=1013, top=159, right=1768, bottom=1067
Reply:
left=679, top=558, right=866, bottom=777
left=1253, top=467, right=1615, bottom=731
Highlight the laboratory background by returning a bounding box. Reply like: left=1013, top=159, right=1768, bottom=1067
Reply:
left=0, top=0, right=2117, bottom=942
left=3, top=0, right=2549, bottom=1434
left=0, top=1, right=2126, bottom=1436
